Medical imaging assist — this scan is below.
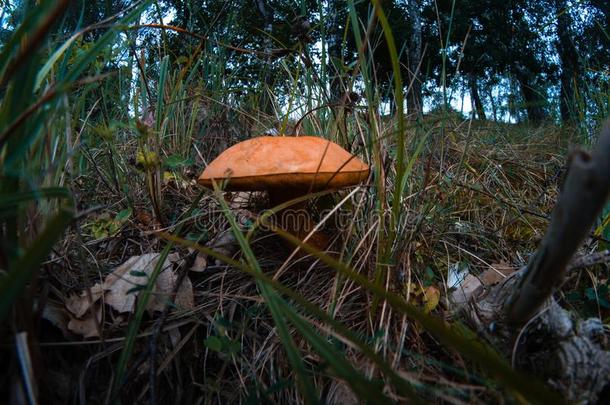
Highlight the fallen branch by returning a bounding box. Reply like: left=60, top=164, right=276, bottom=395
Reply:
left=457, top=121, right=610, bottom=403
left=507, top=122, right=610, bottom=324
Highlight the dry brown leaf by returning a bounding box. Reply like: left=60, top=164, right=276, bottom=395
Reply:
left=227, top=191, right=252, bottom=209
left=191, top=254, right=207, bottom=272
left=103, top=254, right=164, bottom=313
left=423, top=286, right=441, bottom=313
left=65, top=284, right=104, bottom=318
left=480, top=262, right=517, bottom=285
left=67, top=306, right=102, bottom=338
left=189, top=251, right=207, bottom=272
left=147, top=261, right=194, bottom=313
left=174, top=276, right=194, bottom=310
left=135, top=209, right=153, bottom=226
left=103, top=253, right=193, bottom=314
left=405, top=283, right=441, bottom=313
left=450, top=274, right=482, bottom=307
left=208, top=229, right=239, bottom=265
left=64, top=253, right=194, bottom=338
left=104, top=253, right=186, bottom=313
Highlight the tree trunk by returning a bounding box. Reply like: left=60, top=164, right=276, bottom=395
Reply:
left=254, top=0, right=275, bottom=118
left=469, top=75, right=486, bottom=120
left=515, top=70, right=547, bottom=123
left=488, top=86, right=498, bottom=122
left=460, top=91, right=465, bottom=115
left=455, top=122, right=610, bottom=403
left=555, top=0, right=580, bottom=125
left=406, top=0, right=423, bottom=117
left=327, top=1, right=346, bottom=104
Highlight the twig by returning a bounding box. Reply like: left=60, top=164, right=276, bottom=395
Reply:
left=507, top=121, right=610, bottom=324
left=568, top=250, right=610, bottom=270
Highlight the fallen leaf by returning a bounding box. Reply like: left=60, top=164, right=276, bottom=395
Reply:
left=480, top=262, right=517, bottom=285
left=405, top=282, right=424, bottom=298
left=405, top=283, right=441, bottom=313
left=67, top=305, right=102, bottom=338
left=447, top=262, right=470, bottom=289
left=423, top=286, right=441, bottom=313
left=450, top=274, right=482, bottom=307
left=148, top=262, right=194, bottom=313
left=189, top=253, right=207, bottom=272
left=64, top=253, right=194, bottom=338
left=103, top=253, right=193, bottom=314
left=104, top=254, right=166, bottom=313
left=208, top=229, right=239, bottom=265
left=227, top=191, right=252, bottom=209
left=65, top=284, right=104, bottom=318
left=42, top=301, right=70, bottom=336
left=135, top=210, right=153, bottom=226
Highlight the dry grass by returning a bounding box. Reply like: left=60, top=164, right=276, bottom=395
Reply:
left=32, top=112, right=579, bottom=403
left=2, top=3, right=609, bottom=403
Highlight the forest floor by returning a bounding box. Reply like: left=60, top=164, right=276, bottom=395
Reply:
left=7, top=116, right=610, bottom=404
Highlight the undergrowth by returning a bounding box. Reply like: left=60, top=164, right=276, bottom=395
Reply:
left=1, top=1, right=608, bottom=404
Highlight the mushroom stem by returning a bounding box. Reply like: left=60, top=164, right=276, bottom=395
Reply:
left=267, top=188, right=330, bottom=252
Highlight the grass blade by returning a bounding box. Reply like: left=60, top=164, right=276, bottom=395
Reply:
left=270, top=226, right=565, bottom=405
left=213, top=183, right=319, bottom=404
left=159, top=231, right=425, bottom=402
left=0, top=187, right=70, bottom=210
left=0, top=208, right=73, bottom=323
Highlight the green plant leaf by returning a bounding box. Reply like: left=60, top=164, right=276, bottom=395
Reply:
left=205, top=336, right=223, bottom=352
left=212, top=183, right=320, bottom=404
left=115, top=208, right=132, bottom=222
left=164, top=154, right=194, bottom=169
left=0, top=187, right=70, bottom=210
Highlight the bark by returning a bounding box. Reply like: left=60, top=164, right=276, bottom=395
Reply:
left=555, top=0, right=580, bottom=125
left=406, top=0, right=423, bottom=117
left=468, top=75, right=486, bottom=120
left=456, top=121, right=610, bottom=403
left=515, top=70, right=547, bottom=123
left=254, top=0, right=275, bottom=117
left=327, top=1, right=346, bottom=103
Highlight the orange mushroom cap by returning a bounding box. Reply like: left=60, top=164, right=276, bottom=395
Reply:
left=198, top=136, right=369, bottom=191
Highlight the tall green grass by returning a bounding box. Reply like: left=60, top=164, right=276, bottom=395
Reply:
left=2, top=1, right=595, bottom=403
left=0, top=1, right=152, bottom=320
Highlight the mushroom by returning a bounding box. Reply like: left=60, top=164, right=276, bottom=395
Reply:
left=198, top=136, right=369, bottom=251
